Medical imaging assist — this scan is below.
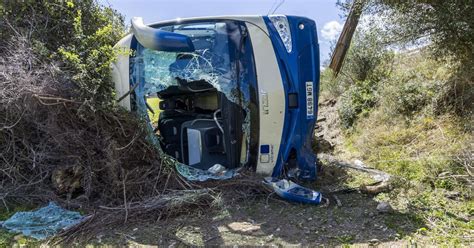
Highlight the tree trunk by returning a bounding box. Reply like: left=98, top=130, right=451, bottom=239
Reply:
left=329, top=0, right=365, bottom=77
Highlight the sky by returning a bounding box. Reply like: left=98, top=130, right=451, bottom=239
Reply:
left=100, top=0, right=345, bottom=63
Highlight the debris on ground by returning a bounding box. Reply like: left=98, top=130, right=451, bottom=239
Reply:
left=227, top=222, right=261, bottom=233
left=176, top=163, right=237, bottom=182
left=333, top=195, right=343, bottom=207
left=54, top=190, right=213, bottom=243
left=360, top=181, right=391, bottom=195
left=1, top=202, right=83, bottom=240
left=264, top=178, right=323, bottom=204
left=318, top=154, right=393, bottom=195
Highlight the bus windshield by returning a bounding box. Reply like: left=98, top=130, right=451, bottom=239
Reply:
left=131, top=20, right=258, bottom=170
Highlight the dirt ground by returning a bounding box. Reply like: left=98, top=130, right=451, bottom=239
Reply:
left=0, top=101, right=429, bottom=247
left=93, top=171, right=423, bottom=247
left=85, top=101, right=426, bottom=247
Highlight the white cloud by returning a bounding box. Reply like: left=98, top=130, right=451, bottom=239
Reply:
left=321, top=21, right=343, bottom=41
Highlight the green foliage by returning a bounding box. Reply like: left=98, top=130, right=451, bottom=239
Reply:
left=321, top=27, right=394, bottom=128
left=349, top=113, right=470, bottom=181
left=405, top=189, right=473, bottom=245
left=0, top=230, right=15, bottom=248
left=343, top=29, right=393, bottom=82
left=0, top=205, right=38, bottom=248
left=370, top=0, right=474, bottom=65
left=1, top=0, right=125, bottom=109
left=334, top=0, right=474, bottom=118
left=330, top=1, right=473, bottom=244
left=339, top=79, right=378, bottom=128
left=392, top=81, right=429, bottom=117
left=345, top=113, right=472, bottom=244
left=378, top=54, right=438, bottom=118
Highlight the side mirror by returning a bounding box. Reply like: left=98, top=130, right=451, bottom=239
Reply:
left=131, top=17, right=195, bottom=52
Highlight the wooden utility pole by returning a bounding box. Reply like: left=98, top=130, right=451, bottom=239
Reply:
left=329, top=0, right=365, bottom=77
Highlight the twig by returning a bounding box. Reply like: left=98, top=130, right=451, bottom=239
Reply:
left=122, top=169, right=128, bottom=223
left=115, top=132, right=140, bottom=151
left=117, top=83, right=139, bottom=103
left=0, top=109, right=25, bottom=130
left=333, top=195, right=342, bottom=207
left=33, top=94, right=81, bottom=105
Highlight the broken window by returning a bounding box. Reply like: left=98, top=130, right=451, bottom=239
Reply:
left=130, top=20, right=259, bottom=177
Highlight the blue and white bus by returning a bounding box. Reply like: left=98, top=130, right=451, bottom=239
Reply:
left=112, top=15, right=320, bottom=180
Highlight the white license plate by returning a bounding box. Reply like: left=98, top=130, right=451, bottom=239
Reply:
left=306, top=81, right=314, bottom=118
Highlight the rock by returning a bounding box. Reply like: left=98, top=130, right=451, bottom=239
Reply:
left=368, top=238, right=380, bottom=245
left=354, top=159, right=365, bottom=168
left=14, top=234, right=24, bottom=241
left=227, top=222, right=261, bottom=233
left=444, top=190, right=461, bottom=200
left=376, top=202, right=393, bottom=213
left=360, top=181, right=391, bottom=195
left=51, top=165, right=83, bottom=195
left=320, top=99, right=337, bottom=107
left=316, top=138, right=334, bottom=153
left=217, top=225, right=229, bottom=233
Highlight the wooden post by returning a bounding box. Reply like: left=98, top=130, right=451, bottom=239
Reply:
left=329, top=0, right=365, bottom=77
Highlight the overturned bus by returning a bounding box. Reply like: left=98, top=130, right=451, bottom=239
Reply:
left=111, top=15, right=320, bottom=180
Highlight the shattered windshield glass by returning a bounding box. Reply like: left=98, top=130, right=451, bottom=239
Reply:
left=131, top=20, right=257, bottom=170
left=139, top=22, right=248, bottom=106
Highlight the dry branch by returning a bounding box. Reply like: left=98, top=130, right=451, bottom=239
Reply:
left=54, top=189, right=214, bottom=243
left=319, top=154, right=393, bottom=195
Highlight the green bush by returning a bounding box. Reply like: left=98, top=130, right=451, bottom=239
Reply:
left=376, top=52, right=467, bottom=119
left=328, top=27, right=394, bottom=128
left=391, top=81, right=429, bottom=117
left=338, top=79, right=379, bottom=129
left=343, top=31, right=393, bottom=82
left=1, top=0, right=125, bottom=109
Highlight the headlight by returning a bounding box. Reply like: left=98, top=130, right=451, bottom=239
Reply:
left=269, top=15, right=292, bottom=53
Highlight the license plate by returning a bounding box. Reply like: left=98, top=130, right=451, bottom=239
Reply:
left=306, top=81, right=314, bottom=118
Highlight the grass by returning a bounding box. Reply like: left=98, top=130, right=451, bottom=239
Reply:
left=0, top=230, right=15, bottom=248
left=319, top=51, right=473, bottom=245
left=348, top=114, right=470, bottom=182
left=342, top=112, right=472, bottom=245
left=0, top=205, right=39, bottom=248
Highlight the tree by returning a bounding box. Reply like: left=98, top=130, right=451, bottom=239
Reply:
left=364, top=0, right=473, bottom=64
left=1, top=0, right=126, bottom=108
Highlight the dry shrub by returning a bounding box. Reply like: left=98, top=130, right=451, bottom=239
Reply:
left=0, top=36, right=188, bottom=208
left=0, top=37, right=273, bottom=244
